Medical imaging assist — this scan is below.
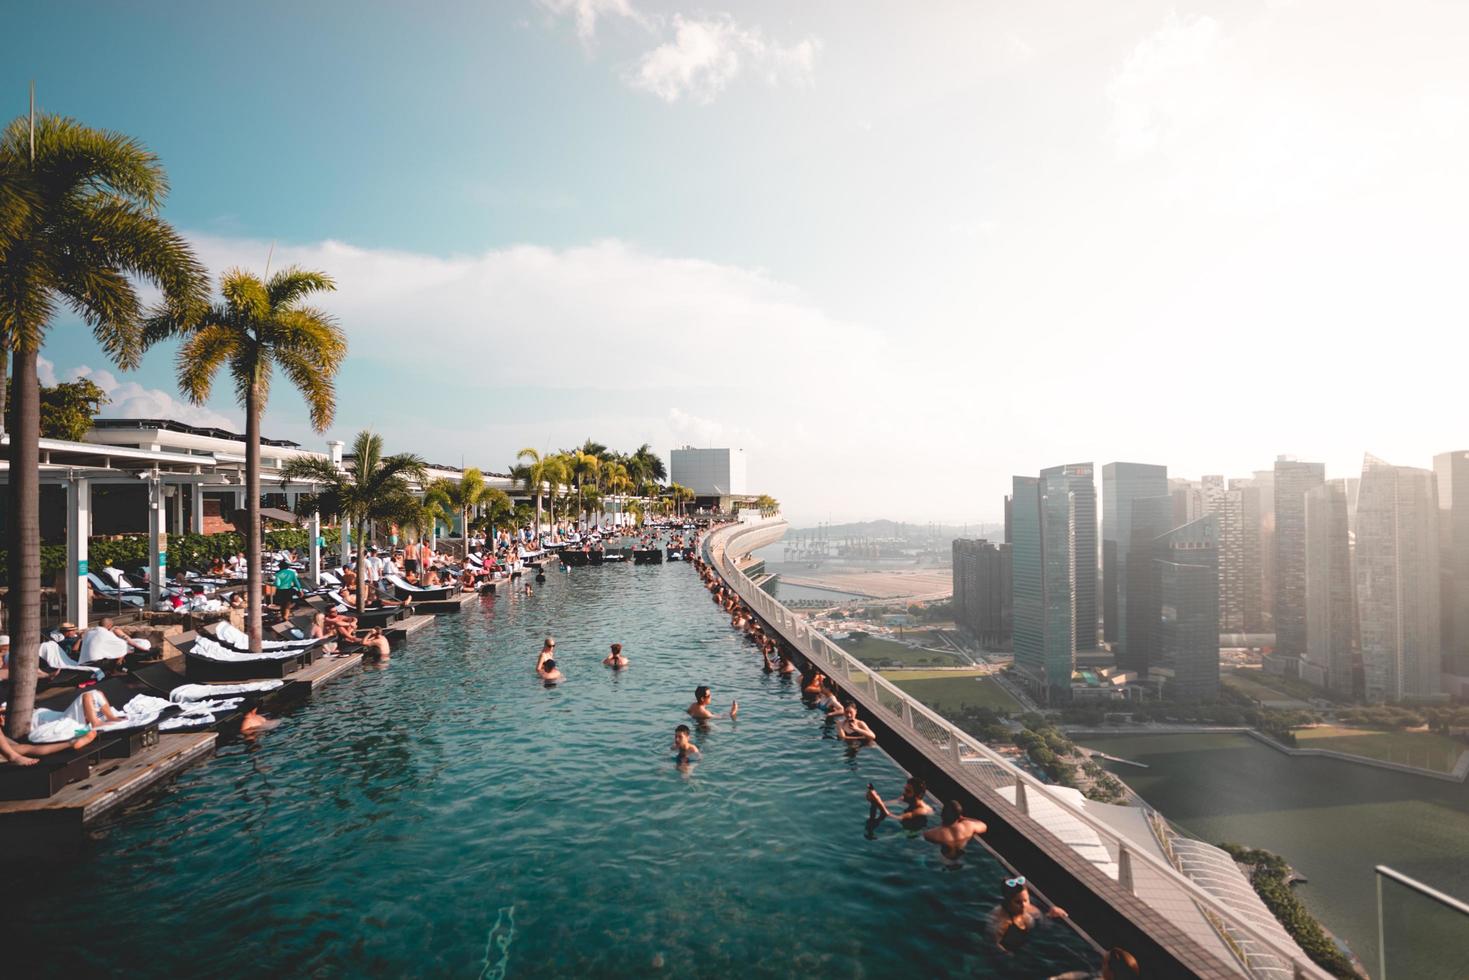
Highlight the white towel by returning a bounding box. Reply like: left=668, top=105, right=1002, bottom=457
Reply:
left=168, top=680, right=284, bottom=702
left=190, top=635, right=301, bottom=662
left=215, top=621, right=317, bottom=651
left=29, top=709, right=88, bottom=744
left=38, top=640, right=105, bottom=679
left=79, top=628, right=130, bottom=664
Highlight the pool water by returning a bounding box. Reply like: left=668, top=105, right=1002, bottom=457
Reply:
left=6, top=563, right=1095, bottom=978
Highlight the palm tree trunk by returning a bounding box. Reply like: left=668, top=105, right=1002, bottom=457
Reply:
left=244, top=382, right=263, bottom=649
left=4, top=348, right=41, bottom=738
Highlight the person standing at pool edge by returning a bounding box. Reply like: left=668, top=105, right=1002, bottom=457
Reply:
left=688, top=685, right=737, bottom=720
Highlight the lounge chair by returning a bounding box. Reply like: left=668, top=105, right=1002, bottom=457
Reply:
left=181, top=634, right=308, bottom=682
left=383, top=574, right=454, bottom=602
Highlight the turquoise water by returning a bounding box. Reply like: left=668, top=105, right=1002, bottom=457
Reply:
left=6, top=564, right=1095, bottom=978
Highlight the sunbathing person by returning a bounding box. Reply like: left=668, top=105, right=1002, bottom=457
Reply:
left=65, top=687, right=126, bottom=728
left=687, top=685, right=738, bottom=721
left=603, top=643, right=629, bottom=669
left=836, top=703, right=877, bottom=743
left=989, top=875, right=1067, bottom=955
left=309, top=612, right=329, bottom=639
left=672, top=724, right=700, bottom=761
left=922, top=799, right=988, bottom=860
left=0, top=705, right=97, bottom=765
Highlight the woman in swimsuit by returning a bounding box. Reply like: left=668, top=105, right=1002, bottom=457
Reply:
left=989, top=875, right=1067, bottom=954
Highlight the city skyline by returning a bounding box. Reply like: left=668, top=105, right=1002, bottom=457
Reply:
left=7, top=1, right=1469, bottom=526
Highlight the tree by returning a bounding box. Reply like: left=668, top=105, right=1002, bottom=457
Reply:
left=0, top=113, right=206, bottom=738
left=515, top=448, right=555, bottom=536
left=474, top=487, right=514, bottom=544
left=282, top=430, right=427, bottom=613
left=627, top=443, right=666, bottom=495
left=754, top=494, right=780, bottom=518
left=158, top=267, right=346, bottom=648
left=603, top=460, right=632, bottom=526
left=3, top=378, right=111, bottom=442
left=425, top=467, right=486, bottom=544
left=570, top=450, right=601, bottom=525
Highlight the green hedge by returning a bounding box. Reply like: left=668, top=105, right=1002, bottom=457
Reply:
left=1, top=528, right=342, bottom=582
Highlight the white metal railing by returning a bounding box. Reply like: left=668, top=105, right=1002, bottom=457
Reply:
left=706, top=519, right=1326, bottom=980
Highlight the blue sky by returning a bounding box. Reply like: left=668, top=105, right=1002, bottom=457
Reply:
left=8, top=1, right=1469, bottom=522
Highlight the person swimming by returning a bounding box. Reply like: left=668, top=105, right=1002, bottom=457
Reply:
left=536, top=637, right=556, bottom=671
left=603, top=642, right=628, bottom=668
left=989, top=875, right=1068, bottom=954
left=672, top=723, right=700, bottom=761
left=835, top=703, right=877, bottom=743
left=922, top=799, right=988, bottom=861
left=538, top=658, right=563, bottom=685
left=239, top=707, right=282, bottom=736
left=868, top=775, right=934, bottom=825
left=687, top=685, right=737, bottom=721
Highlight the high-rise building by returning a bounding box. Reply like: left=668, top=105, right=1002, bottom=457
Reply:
left=1040, top=463, right=1097, bottom=650
left=1011, top=474, right=1076, bottom=703
left=1169, top=477, right=1205, bottom=528
left=1357, top=455, right=1441, bottom=702
left=1122, top=493, right=1174, bottom=673
left=1273, top=458, right=1326, bottom=661
left=952, top=538, right=1012, bottom=648
left=1229, top=477, right=1268, bottom=633
left=1434, top=451, right=1469, bottom=682
left=1102, top=462, right=1168, bottom=653
left=1155, top=515, right=1221, bottom=701
left=1203, top=485, right=1245, bottom=634
left=1305, top=480, right=1356, bottom=697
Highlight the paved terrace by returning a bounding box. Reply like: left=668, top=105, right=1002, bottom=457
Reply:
left=705, top=519, right=1325, bottom=980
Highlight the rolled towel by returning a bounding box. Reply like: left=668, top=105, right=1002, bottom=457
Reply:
left=79, top=627, right=130, bottom=664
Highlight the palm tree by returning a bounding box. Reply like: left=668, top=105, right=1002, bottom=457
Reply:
left=398, top=494, right=454, bottom=555
left=603, top=461, right=631, bottom=528
left=475, top=487, right=514, bottom=545
left=570, top=451, right=601, bottom=525
left=515, top=448, right=555, bottom=536
left=0, top=114, right=206, bottom=737
left=426, top=467, right=486, bottom=546
left=282, top=430, right=427, bottom=613
left=755, top=494, right=780, bottom=517
left=627, top=443, right=666, bottom=496
left=160, top=267, right=346, bottom=647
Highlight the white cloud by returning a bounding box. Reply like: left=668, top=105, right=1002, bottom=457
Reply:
left=537, top=0, right=643, bottom=44
left=1106, top=12, right=1223, bottom=161
left=628, top=15, right=820, bottom=104
left=37, top=356, right=238, bottom=431
left=666, top=407, right=764, bottom=452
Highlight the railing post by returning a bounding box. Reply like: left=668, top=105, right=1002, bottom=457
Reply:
left=1014, top=779, right=1028, bottom=815
left=950, top=731, right=963, bottom=763
left=1118, top=844, right=1134, bottom=894
left=1293, top=962, right=1308, bottom=980
left=902, top=701, right=914, bottom=729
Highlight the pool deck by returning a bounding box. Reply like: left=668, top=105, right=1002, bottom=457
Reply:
left=0, top=732, right=217, bottom=839
left=386, top=613, right=438, bottom=641
left=297, top=652, right=364, bottom=689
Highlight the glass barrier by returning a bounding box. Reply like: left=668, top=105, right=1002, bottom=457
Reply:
left=1377, top=865, right=1469, bottom=980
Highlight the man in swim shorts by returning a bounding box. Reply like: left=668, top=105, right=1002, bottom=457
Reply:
left=922, top=799, right=988, bottom=859
left=687, top=685, right=737, bottom=720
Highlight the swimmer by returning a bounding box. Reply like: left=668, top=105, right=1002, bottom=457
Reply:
left=360, top=627, right=390, bottom=661
left=239, top=707, right=282, bottom=735
left=990, top=875, right=1067, bottom=954
left=868, top=776, right=934, bottom=824
left=603, top=643, right=629, bottom=669
left=836, top=703, right=877, bottom=743
left=687, top=685, right=738, bottom=720
left=538, top=658, right=563, bottom=684
left=922, top=799, right=988, bottom=860
left=672, top=724, right=700, bottom=760
left=536, top=636, right=556, bottom=671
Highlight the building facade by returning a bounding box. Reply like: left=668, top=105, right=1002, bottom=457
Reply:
left=1102, top=462, right=1168, bottom=654
left=1305, top=479, right=1356, bottom=697
left=1203, top=485, right=1246, bottom=634
left=1011, top=474, right=1076, bottom=703
left=1356, top=455, right=1441, bottom=702
left=1155, top=515, right=1221, bottom=701
left=668, top=447, right=748, bottom=499
left=1039, top=462, right=1097, bottom=650
left=1273, top=458, right=1325, bottom=662
left=1434, top=451, right=1469, bottom=683
left=952, top=538, right=1012, bottom=647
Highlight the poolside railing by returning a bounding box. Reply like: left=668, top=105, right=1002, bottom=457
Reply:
left=707, top=518, right=1328, bottom=980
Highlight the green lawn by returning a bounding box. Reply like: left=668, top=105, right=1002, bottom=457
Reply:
left=880, top=670, right=1024, bottom=714
left=1295, top=725, right=1467, bottom=773
left=838, top=633, right=968, bottom=668
left=1222, top=670, right=1314, bottom=706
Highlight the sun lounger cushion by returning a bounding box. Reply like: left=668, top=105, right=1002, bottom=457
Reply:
left=214, top=621, right=319, bottom=651
left=191, top=635, right=302, bottom=662
left=168, top=680, right=284, bottom=702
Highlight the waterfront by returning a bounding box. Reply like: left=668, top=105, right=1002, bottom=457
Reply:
left=4, top=563, right=1094, bottom=978
left=1083, top=732, right=1469, bottom=974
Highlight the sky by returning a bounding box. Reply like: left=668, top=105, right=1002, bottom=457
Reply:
left=6, top=0, right=1469, bottom=525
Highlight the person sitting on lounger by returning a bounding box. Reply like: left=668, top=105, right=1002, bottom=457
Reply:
left=0, top=703, right=96, bottom=765
left=922, top=799, right=988, bottom=860
left=309, top=612, right=329, bottom=639
left=64, top=687, right=126, bottom=729
left=688, top=685, right=737, bottom=721
left=603, top=643, right=628, bottom=669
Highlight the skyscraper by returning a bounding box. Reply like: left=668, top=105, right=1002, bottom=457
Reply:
left=1357, top=455, right=1441, bottom=702
left=1102, top=462, right=1168, bottom=653
left=1230, top=477, right=1268, bottom=633
left=1434, top=451, right=1469, bottom=683
left=1273, top=458, right=1325, bottom=661
left=1040, top=463, right=1097, bottom=650
left=1122, top=493, right=1174, bottom=674
left=951, top=538, right=1012, bottom=648
left=1203, top=485, right=1245, bottom=634
left=1305, top=480, right=1356, bottom=697
left=1155, top=515, right=1221, bottom=701
left=1011, top=473, right=1076, bottom=704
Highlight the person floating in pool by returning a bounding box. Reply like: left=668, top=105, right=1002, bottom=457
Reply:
left=603, top=643, right=628, bottom=669
left=922, top=799, right=988, bottom=861
left=536, top=637, right=556, bottom=671
left=672, top=724, right=700, bottom=761
left=836, top=703, right=877, bottom=744
left=687, top=685, right=737, bottom=721
left=989, top=874, right=1067, bottom=955
left=867, top=775, right=934, bottom=826
left=537, top=658, right=563, bottom=686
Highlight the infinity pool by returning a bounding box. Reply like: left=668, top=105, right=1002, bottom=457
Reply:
left=6, top=563, right=1095, bottom=977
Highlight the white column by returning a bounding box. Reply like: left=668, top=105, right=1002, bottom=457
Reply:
left=309, top=511, right=322, bottom=582
left=66, top=478, right=90, bottom=630
left=170, top=485, right=184, bottom=535
left=192, top=486, right=206, bottom=534
left=148, top=477, right=168, bottom=608
left=340, top=517, right=352, bottom=567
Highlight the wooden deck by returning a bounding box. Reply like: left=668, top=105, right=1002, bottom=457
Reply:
left=404, top=592, right=479, bottom=614
left=0, top=732, right=217, bottom=838
left=385, top=614, right=437, bottom=641
left=295, top=652, right=364, bottom=689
